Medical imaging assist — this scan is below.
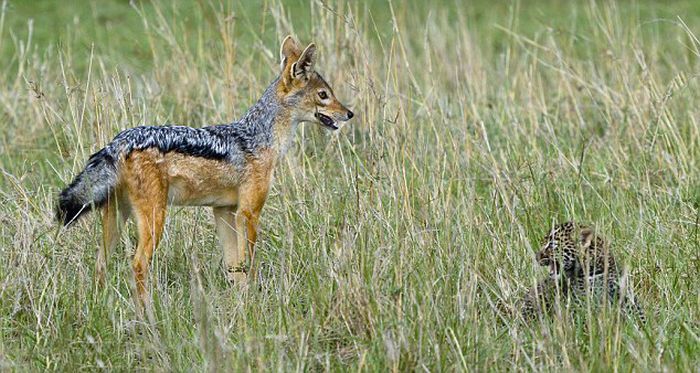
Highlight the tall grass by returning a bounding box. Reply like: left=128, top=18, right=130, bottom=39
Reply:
left=1, top=0, right=698, bottom=370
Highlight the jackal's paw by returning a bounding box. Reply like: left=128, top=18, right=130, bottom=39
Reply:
left=225, top=267, right=248, bottom=286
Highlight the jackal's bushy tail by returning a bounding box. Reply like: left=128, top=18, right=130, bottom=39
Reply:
left=56, top=148, right=119, bottom=226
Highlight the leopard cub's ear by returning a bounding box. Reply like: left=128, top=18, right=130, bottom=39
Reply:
left=579, top=227, right=594, bottom=248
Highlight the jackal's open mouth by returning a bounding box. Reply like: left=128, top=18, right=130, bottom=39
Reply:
left=315, top=112, right=338, bottom=130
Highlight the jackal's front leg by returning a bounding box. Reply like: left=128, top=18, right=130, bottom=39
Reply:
left=213, top=206, right=245, bottom=284
left=234, top=178, right=271, bottom=283
left=233, top=208, right=260, bottom=283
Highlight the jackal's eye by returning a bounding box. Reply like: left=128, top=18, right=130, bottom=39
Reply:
left=318, top=91, right=328, bottom=100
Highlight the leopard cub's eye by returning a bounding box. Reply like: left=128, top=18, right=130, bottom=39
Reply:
left=318, top=91, right=328, bottom=100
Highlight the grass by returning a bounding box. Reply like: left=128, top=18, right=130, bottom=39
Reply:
left=1, top=0, right=699, bottom=370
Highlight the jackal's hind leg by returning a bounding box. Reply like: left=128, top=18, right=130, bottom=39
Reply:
left=97, top=192, right=130, bottom=285
left=131, top=198, right=166, bottom=304
left=124, top=150, right=168, bottom=306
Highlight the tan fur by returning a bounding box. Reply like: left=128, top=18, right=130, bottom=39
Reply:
left=235, top=149, right=275, bottom=279
left=119, top=149, right=168, bottom=299
left=213, top=206, right=240, bottom=281
left=100, top=147, right=278, bottom=301
left=97, top=190, right=129, bottom=285
left=162, top=153, right=242, bottom=206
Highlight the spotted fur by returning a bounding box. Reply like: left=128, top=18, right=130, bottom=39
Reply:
left=516, top=277, right=571, bottom=319
left=525, top=221, right=645, bottom=321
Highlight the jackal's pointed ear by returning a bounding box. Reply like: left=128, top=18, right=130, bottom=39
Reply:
left=280, top=35, right=301, bottom=69
left=291, top=43, right=316, bottom=80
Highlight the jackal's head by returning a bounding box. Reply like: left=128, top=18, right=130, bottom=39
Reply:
left=277, top=36, right=354, bottom=130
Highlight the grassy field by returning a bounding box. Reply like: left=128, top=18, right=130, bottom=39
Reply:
left=1, top=0, right=699, bottom=370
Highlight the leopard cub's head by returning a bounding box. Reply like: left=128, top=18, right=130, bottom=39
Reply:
left=536, top=221, right=598, bottom=280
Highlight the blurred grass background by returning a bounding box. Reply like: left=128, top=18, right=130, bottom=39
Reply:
left=6, top=1, right=700, bottom=74
left=1, top=0, right=699, bottom=371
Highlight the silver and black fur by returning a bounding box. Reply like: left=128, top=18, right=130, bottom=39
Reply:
left=57, top=78, right=287, bottom=225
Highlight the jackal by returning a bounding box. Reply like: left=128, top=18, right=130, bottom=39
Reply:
left=56, top=36, right=354, bottom=300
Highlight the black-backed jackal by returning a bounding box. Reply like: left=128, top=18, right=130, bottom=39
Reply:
left=56, top=36, right=354, bottom=303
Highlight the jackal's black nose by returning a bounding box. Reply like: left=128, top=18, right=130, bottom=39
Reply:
left=346, top=110, right=354, bottom=119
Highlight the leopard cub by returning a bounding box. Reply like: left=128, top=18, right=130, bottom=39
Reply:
left=518, top=221, right=645, bottom=321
